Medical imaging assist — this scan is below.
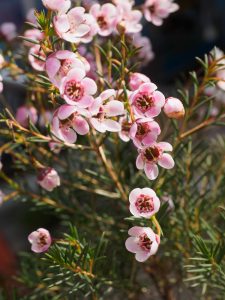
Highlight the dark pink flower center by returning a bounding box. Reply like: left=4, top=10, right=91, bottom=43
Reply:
left=144, top=146, right=160, bottom=162
left=96, top=106, right=105, bottom=120
left=38, top=233, right=48, bottom=247
left=139, top=233, right=152, bottom=252
left=97, top=15, right=108, bottom=29
left=65, top=80, right=84, bottom=102
left=135, top=93, right=154, bottom=112
left=135, top=194, right=154, bottom=213
left=136, top=123, right=150, bottom=138
left=122, top=120, right=132, bottom=133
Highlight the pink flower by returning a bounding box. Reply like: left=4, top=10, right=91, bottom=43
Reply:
left=54, top=7, right=90, bottom=43
left=143, top=0, right=179, bottom=26
left=79, top=14, right=98, bottom=43
left=16, top=106, right=38, bottom=128
left=129, top=188, right=160, bottom=218
left=42, top=0, right=71, bottom=13
left=0, top=22, right=17, bottom=41
left=52, top=104, right=89, bottom=144
left=133, top=33, right=154, bottom=65
left=28, top=228, right=52, bottom=253
left=116, top=1, right=142, bottom=34
left=28, top=45, right=46, bottom=71
left=89, top=89, right=124, bottom=133
left=90, top=3, right=118, bottom=36
left=118, top=114, right=132, bottom=142
left=24, top=29, right=44, bottom=47
left=136, top=142, right=174, bottom=180
left=45, top=50, right=88, bottom=88
left=37, top=167, right=60, bottom=192
left=0, top=75, right=3, bottom=93
left=129, top=73, right=151, bottom=91
left=60, top=68, right=97, bottom=107
left=130, top=118, right=161, bottom=147
left=163, top=97, right=185, bottom=119
left=125, top=226, right=160, bottom=262
left=130, top=83, right=165, bottom=118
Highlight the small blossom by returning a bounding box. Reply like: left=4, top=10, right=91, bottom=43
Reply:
left=52, top=104, right=89, bottom=144
left=125, top=226, right=160, bottom=262
left=37, top=167, right=60, bottom=192
left=129, top=188, right=160, bottom=218
left=54, top=7, right=90, bottom=43
left=136, top=142, right=174, bottom=180
left=89, top=89, right=124, bottom=133
left=143, top=0, right=179, bottom=26
left=163, top=97, right=185, bottom=119
left=28, top=228, right=51, bottom=253
left=129, top=73, right=151, bottom=91
left=130, top=83, right=165, bottom=118
left=130, top=118, right=161, bottom=147
left=16, top=106, right=38, bottom=128
left=90, top=3, right=118, bottom=37
left=45, top=50, right=88, bottom=88
left=28, top=45, right=46, bottom=71
left=24, top=29, right=44, bottom=47
left=0, top=22, right=17, bottom=41
left=42, top=0, right=71, bottom=14
left=60, top=68, right=97, bottom=107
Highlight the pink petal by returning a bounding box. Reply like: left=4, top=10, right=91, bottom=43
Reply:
left=58, top=105, right=77, bottom=120
left=77, top=95, right=94, bottom=108
left=149, top=241, right=159, bottom=256
left=54, top=14, right=70, bottom=33
left=73, top=116, right=89, bottom=135
left=145, top=106, right=161, bottom=118
left=100, top=89, right=116, bottom=101
left=129, top=203, right=141, bottom=217
left=139, top=82, right=157, bottom=94
left=103, top=119, right=121, bottom=132
left=129, top=122, right=138, bottom=139
left=142, top=132, right=158, bottom=145
left=141, top=188, right=156, bottom=198
left=82, top=78, right=97, bottom=95
left=61, top=127, right=77, bottom=144
left=158, top=153, right=175, bottom=169
left=144, top=163, right=159, bottom=180
left=158, top=142, right=173, bottom=152
left=125, top=237, right=140, bottom=253
left=135, top=251, right=150, bottom=262
left=66, top=68, right=85, bottom=82
left=45, top=57, right=60, bottom=79
left=105, top=101, right=124, bottom=117
left=89, top=97, right=102, bottom=115
left=136, top=154, right=144, bottom=170
left=129, top=188, right=141, bottom=203
left=128, top=226, right=145, bottom=237
left=90, top=118, right=106, bottom=133
left=153, top=91, right=165, bottom=107
left=75, top=24, right=91, bottom=37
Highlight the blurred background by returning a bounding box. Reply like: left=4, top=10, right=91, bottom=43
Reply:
left=0, top=0, right=225, bottom=295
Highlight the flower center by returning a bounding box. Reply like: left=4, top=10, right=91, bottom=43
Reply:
left=135, top=194, right=154, bottom=213
left=135, top=94, right=154, bottom=112
left=97, top=15, right=108, bottom=29
left=65, top=80, right=84, bottom=102
left=136, top=123, right=150, bottom=138
left=96, top=106, right=105, bottom=121
left=37, top=167, right=52, bottom=181
left=122, top=121, right=132, bottom=133
left=144, top=146, right=160, bottom=162
left=38, top=233, right=48, bottom=247
left=139, top=233, right=152, bottom=252
left=60, top=113, right=76, bottom=129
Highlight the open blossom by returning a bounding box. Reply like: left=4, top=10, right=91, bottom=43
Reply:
left=163, top=97, right=185, bottom=119
left=24, top=29, right=44, bottom=47
left=29, top=45, right=46, bottom=71
left=90, top=3, right=118, bottom=37
left=54, top=7, right=90, bottom=43
left=130, top=118, right=161, bottom=147
left=45, top=50, right=89, bottom=88
left=125, top=226, right=160, bottom=262
left=143, top=0, right=179, bottom=26
left=37, top=167, right=60, bottom=192
left=136, top=142, right=174, bottom=180
left=60, top=68, right=97, bottom=107
left=129, top=188, right=160, bottom=218
left=16, top=106, right=38, bottom=128
left=130, top=83, right=165, bottom=118
left=116, top=1, right=142, bottom=34
left=42, top=0, right=71, bottom=13
left=28, top=228, right=51, bottom=253
left=0, top=22, right=17, bottom=41
left=52, top=104, right=89, bottom=144
left=79, top=14, right=98, bottom=43
left=129, top=73, right=150, bottom=91
left=89, top=89, right=124, bottom=133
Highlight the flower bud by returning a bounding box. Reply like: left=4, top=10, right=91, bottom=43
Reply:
left=28, top=228, right=51, bottom=253
left=163, top=97, right=185, bottom=119
left=37, top=167, right=60, bottom=192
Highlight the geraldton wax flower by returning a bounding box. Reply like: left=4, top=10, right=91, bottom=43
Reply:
left=37, top=167, right=60, bottom=192
left=28, top=228, right=52, bottom=253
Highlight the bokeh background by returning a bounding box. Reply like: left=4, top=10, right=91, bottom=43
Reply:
left=0, top=0, right=225, bottom=295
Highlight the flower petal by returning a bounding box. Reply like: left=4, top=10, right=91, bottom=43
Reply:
left=144, top=163, right=159, bottom=180
left=125, top=237, right=140, bottom=253
left=105, top=100, right=124, bottom=117
left=158, top=153, right=175, bottom=169
left=73, top=116, right=89, bottom=135
left=103, top=119, right=121, bottom=132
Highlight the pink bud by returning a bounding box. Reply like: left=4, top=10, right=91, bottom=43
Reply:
left=163, top=97, right=185, bottom=119
left=37, top=167, right=60, bottom=192
left=28, top=228, right=51, bottom=253
left=129, top=73, right=150, bottom=91
left=16, top=106, right=38, bottom=128
left=0, top=22, right=17, bottom=41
